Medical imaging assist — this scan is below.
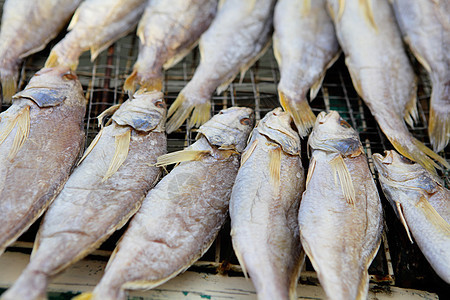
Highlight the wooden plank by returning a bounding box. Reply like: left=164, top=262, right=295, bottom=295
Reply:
left=0, top=251, right=438, bottom=300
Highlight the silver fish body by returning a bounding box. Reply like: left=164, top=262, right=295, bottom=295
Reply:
left=374, top=150, right=450, bottom=284
left=124, top=0, right=218, bottom=93
left=166, top=0, right=275, bottom=133
left=326, top=0, right=448, bottom=174
left=0, top=0, right=81, bottom=103
left=75, top=107, right=254, bottom=300
left=45, top=0, right=147, bottom=70
left=0, top=91, right=167, bottom=300
left=391, top=0, right=450, bottom=152
left=230, top=108, right=305, bottom=300
left=298, top=111, right=383, bottom=300
left=0, top=67, right=86, bottom=257
left=273, top=0, right=339, bottom=136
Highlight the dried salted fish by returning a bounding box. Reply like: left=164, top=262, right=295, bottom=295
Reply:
left=74, top=107, right=254, bottom=300
left=298, top=111, right=383, bottom=300
left=273, top=0, right=339, bottom=136
left=230, top=108, right=305, bottom=300
left=374, top=150, right=450, bottom=284
left=0, top=0, right=81, bottom=103
left=45, top=0, right=147, bottom=70
left=326, top=0, right=449, bottom=174
left=124, top=0, right=218, bottom=93
left=0, top=67, right=86, bottom=257
left=166, top=0, right=275, bottom=133
left=391, top=0, right=450, bottom=152
left=1, top=90, right=167, bottom=300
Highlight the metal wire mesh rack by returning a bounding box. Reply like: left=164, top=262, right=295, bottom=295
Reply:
left=0, top=4, right=449, bottom=299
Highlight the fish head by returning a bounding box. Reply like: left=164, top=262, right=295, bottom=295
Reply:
left=257, top=107, right=301, bottom=155
left=373, top=150, right=440, bottom=196
left=13, top=67, right=84, bottom=107
left=197, top=107, right=255, bottom=153
left=112, top=90, right=167, bottom=132
left=308, top=111, right=362, bottom=156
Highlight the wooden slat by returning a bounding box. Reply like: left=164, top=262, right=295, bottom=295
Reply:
left=0, top=251, right=438, bottom=300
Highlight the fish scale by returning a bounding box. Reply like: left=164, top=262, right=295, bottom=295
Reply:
left=0, top=67, right=86, bottom=259
left=230, top=108, right=305, bottom=300
left=0, top=90, right=167, bottom=300
left=298, top=111, right=383, bottom=300
left=74, top=107, right=254, bottom=300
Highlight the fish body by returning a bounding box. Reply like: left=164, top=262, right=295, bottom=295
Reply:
left=374, top=150, right=450, bottom=284
left=391, top=0, right=450, bottom=152
left=326, top=0, right=448, bottom=174
left=0, top=0, right=81, bottom=103
left=230, top=108, right=305, bottom=300
left=45, top=0, right=147, bottom=70
left=0, top=91, right=167, bottom=300
left=273, top=0, right=339, bottom=136
left=166, top=0, right=275, bottom=133
left=74, top=107, right=254, bottom=300
left=124, top=0, right=218, bottom=93
left=298, top=111, right=383, bottom=300
left=0, top=67, right=86, bottom=257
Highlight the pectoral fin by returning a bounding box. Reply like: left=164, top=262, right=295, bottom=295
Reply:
left=269, top=147, right=282, bottom=188
left=156, top=150, right=211, bottom=167
left=103, top=128, right=131, bottom=181
left=396, top=202, right=413, bottom=243
left=240, top=139, right=258, bottom=166
left=330, top=155, right=356, bottom=205
left=0, top=105, right=30, bottom=160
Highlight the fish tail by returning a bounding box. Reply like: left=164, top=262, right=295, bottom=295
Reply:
left=73, top=292, right=93, bottom=300
left=0, top=67, right=18, bottom=104
left=389, top=135, right=449, bottom=175
left=355, top=270, right=370, bottom=300
left=428, top=80, right=449, bottom=152
left=0, top=268, right=48, bottom=300
left=123, top=69, right=138, bottom=93
left=279, top=90, right=316, bottom=137
left=166, top=91, right=210, bottom=134
left=45, top=49, right=79, bottom=70
left=124, top=69, right=163, bottom=94
left=188, top=101, right=211, bottom=129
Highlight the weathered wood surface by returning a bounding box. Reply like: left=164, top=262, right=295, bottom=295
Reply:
left=0, top=251, right=438, bottom=299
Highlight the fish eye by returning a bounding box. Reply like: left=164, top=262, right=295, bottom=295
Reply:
left=339, top=119, right=351, bottom=128
left=154, top=100, right=165, bottom=108
left=240, top=117, right=251, bottom=126
left=62, top=71, right=77, bottom=81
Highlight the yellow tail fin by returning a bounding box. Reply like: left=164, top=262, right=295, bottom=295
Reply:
left=428, top=79, right=450, bottom=153
left=166, top=93, right=210, bottom=134
left=279, top=91, right=316, bottom=137
left=1, top=69, right=18, bottom=104
left=72, top=292, right=93, bottom=300
left=45, top=50, right=78, bottom=70
left=389, top=136, right=449, bottom=176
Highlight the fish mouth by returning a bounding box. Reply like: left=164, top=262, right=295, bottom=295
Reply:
left=317, top=111, right=340, bottom=124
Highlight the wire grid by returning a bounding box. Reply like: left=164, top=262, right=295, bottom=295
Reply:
left=1, top=5, right=449, bottom=294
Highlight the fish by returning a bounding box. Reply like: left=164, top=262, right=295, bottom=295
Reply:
left=373, top=150, right=450, bottom=284
left=390, top=0, right=450, bottom=152
left=298, top=111, right=383, bottom=300
left=0, top=67, right=86, bottom=257
left=45, top=0, right=147, bottom=70
left=273, top=0, right=340, bottom=137
left=166, top=0, right=275, bottom=133
left=0, top=90, right=167, bottom=300
left=0, top=0, right=81, bottom=104
left=74, top=107, right=254, bottom=300
left=124, top=0, right=218, bottom=93
left=326, top=0, right=449, bottom=175
left=229, top=108, right=305, bottom=300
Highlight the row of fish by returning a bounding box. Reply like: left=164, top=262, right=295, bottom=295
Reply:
left=2, top=95, right=447, bottom=300
left=0, top=0, right=447, bottom=173
left=0, top=0, right=448, bottom=299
